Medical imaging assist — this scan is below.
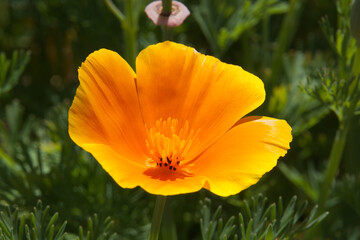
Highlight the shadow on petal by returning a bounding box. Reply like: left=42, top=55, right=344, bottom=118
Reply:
left=143, top=167, right=193, bottom=181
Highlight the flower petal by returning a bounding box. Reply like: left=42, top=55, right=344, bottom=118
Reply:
left=84, top=143, right=206, bottom=195
left=192, top=116, right=292, bottom=197
left=136, top=42, right=265, bottom=159
left=69, top=49, right=147, bottom=163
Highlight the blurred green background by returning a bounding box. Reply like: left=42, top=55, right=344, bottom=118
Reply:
left=0, top=0, right=359, bottom=239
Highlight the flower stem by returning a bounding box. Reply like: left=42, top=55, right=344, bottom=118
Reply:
left=149, top=195, right=167, bottom=240
left=261, top=0, right=270, bottom=68
left=161, top=0, right=172, bottom=15
left=161, top=25, right=173, bottom=41
left=269, top=0, right=304, bottom=88
left=124, top=0, right=137, bottom=68
left=104, top=0, right=137, bottom=68
left=104, top=0, right=125, bottom=22
left=161, top=0, right=174, bottom=41
left=318, top=118, right=350, bottom=211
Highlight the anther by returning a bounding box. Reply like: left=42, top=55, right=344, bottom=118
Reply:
left=146, top=118, right=200, bottom=172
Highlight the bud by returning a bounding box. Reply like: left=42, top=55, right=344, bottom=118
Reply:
left=351, top=0, right=360, bottom=41
left=145, top=0, right=190, bottom=27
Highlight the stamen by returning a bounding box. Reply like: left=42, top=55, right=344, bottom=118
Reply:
left=145, top=117, right=199, bottom=172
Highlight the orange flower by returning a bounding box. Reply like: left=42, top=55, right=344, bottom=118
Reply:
left=69, top=41, right=292, bottom=197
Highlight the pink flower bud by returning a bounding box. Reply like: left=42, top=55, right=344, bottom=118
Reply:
left=145, top=1, right=190, bottom=27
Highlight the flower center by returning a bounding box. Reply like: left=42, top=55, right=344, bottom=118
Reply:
left=145, top=117, right=199, bottom=171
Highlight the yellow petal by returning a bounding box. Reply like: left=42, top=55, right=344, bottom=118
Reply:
left=69, top=49, right=147, bottom=163
left=192, top=116, right=292, bottom=197
left=136, top=42, right=265, bottom=159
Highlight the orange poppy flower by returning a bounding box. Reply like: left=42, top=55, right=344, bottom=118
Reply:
left=68, top=41, right=292, bottom=197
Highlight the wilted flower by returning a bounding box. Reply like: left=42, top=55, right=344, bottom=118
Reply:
left=68, top=41, right=292, bottom=196
left=145, top=1, right=190, bottom=27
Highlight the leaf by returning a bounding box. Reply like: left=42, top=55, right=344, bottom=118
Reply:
left=0, top=50, right=31, bottom=97
left=199, top=194, right=328, bottom=240
left=192, top=0, right=290, bottom=57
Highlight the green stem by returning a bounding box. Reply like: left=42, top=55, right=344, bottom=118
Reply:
left=162, top=0, right=172, bottom=15
left=318, top=119, right=350, bottom=211
left=161, top=25, right=173, bottom=41
left=161, top=199, right=177, bottom=240
left=261, top=0, right=270, bottom=69
left=160, top=0, right=174, bottom=41
left=124, top=0, right=136, bottom=69
left=104, top=0, right=136, bottom=68
left=352, top=45, right=360, bottom=76
left=149, top=195, right=167, bottom=240
left=269, top=0, right=304, bottom=88
left=104, top=0, right=125, bottom=22
left=339, top=31, right=351, bottom=80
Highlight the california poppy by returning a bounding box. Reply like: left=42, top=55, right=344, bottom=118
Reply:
left=68, top=41, right=292, bottom=197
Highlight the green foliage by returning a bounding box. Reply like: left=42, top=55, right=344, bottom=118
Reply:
left=200, top=200, right=236, bottom=240
left=199, top=195, right=328, bottom=240
left=0, top=50, right=30, bottom=98
left=350, top=0, right=360, bottom=41
left=278, top=163, right=322, bottom=202
left=275, top=1, right=360, bottom=238
left=268, top=0, right=305, bottom=86
left=0, top=200, right=67, bottom=240
left=336, top=174, right=360, bottom=216
left=0, top=99, right=153, bottom=239
left=268, top=52, right=330, bottom=136
left=303, top=69, right=360, bottom=122
left=0, top=201, right=118, bottom=240
left=76, top=214, right=117, bottom=240
left=192, top=0, right=289, bottom=57
left=0, top=0, right=360, bottom=239
left=310, top=0, right=360, bottom=122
